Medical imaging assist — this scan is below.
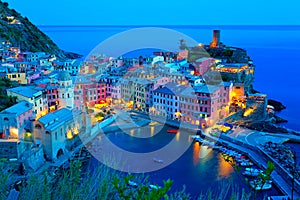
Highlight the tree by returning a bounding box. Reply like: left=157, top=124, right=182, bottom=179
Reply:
left=3, top=2, right=8, bottom=7
left=179, top=39, right=187, bottom=50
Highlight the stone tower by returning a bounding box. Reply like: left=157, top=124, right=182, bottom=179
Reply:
left=210, top=30, right=220, bottom=48
left=57, top=71, right=74, bottom=109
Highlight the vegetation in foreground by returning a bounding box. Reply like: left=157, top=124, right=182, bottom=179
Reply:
left=0, top=160, right=258, bottom=200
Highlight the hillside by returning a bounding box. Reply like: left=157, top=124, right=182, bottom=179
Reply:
left=0, top=1, right=81, bottom=59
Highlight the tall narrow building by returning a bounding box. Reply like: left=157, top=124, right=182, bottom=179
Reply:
left=57, top=71, right=74, bottom=109
left=210, top=30, right=220, bottom=48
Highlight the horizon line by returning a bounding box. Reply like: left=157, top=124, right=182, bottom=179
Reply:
left=36, top=24, right=300, bottom=27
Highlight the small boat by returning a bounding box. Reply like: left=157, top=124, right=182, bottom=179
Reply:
left=240, top=161, right=254, bottom=167
left=153, top=158, right=164, bottom=163
left=250, top=180, right=272, bottom=190
left=195, top=137, right=204, bottom=143
left=190, top=135, right=201, bottom=140
left=242, top=168, right=263, bottom=177
left=167, top=130, right=178, bottom=134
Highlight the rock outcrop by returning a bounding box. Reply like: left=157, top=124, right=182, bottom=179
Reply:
left=0, top=1, right=81, bottom=59
left=268, top=99, right=287, bottom=111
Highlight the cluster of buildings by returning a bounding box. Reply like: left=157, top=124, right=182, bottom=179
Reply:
left=0, top=30, right=268, bottom=171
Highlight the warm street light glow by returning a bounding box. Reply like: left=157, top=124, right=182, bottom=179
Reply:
left=67, top=130, right=73, bottom=139
left=243, top=107, right=255, bottom=117
left=73, top=127, right=79, bottom=135
left=10, top=128, right=18, bottom=138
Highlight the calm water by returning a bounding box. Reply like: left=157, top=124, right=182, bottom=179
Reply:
left=40, top=25, right=300, bottom=131
left=40, top=25, right=300, bottom=197
left=88, top=124, right=281, bottom=198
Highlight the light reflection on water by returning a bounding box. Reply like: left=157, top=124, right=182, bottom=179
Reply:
left=130, top=129, right=134, bottom=136
left=150, top=126, right=154, bottom=137
left=193, top=142, right=200, bottom=165
left=176, top=131, right=180, bottom=141
left=217, top=154, right=234, bottom=180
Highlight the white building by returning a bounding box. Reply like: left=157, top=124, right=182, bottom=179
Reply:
left=57, top=71, right=74, bottom=109
left=33, top=108, right=83, bottom=161
left=7, top=86, right=48, bottom=119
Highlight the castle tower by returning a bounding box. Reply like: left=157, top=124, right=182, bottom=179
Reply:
left=57, top=71, right=74, bottom=109
left=210, top=30, right=220, bottom=48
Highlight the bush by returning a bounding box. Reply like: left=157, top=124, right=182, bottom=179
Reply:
left=87, top=109, right=94, bottom=114
left=95, top=112, right=105, bottom=118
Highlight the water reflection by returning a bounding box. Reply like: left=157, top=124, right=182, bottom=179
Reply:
left=193, top=142, right=214, bottom=165
left=176, top=131, right=180, bottom=141
left=150, top=126, right=154, bottom=137
left=217, top=154, right=233, bottom=179
left=193, top=142, right=200, bottom=165
left=130, top=129, right=134, bottom=136
left=199, top=145, right=212, bottom=159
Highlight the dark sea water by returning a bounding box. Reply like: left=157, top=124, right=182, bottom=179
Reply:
left=39, top=25, right=300, bottom=197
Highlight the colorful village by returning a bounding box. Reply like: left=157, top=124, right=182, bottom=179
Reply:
left=0, top=30, right=299, bottom=199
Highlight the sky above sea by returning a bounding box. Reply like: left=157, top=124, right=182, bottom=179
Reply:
left=5, top=0, right=300, bottom=26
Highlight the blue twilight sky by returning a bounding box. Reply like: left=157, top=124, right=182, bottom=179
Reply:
left=4, top=0, right=300, bottom=26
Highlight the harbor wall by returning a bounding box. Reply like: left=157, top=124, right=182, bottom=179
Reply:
left=257, top=146, right=300, bottom=194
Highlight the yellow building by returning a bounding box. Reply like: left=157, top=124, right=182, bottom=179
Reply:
left=6, top=72, right=27, bottom=84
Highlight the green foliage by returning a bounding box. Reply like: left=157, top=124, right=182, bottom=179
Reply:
left=95, top=112, right=105, bottom=118
left=112, top=174, right=173, bottom=200
left=0, top=159, right=257, bottom=200
left=87, top=109, right=94, bottom=114
left=0, top=161, right=12, bottom=200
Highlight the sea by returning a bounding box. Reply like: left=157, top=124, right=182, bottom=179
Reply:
left=39, top=25, right=300, bottom=197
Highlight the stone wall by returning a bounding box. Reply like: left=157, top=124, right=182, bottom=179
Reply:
left=22, top=146, right=45, bottom=171
left=0, top=140, right=19, bottom=159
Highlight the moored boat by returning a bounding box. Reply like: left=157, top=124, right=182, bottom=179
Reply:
left=242, top=168, right=263, bottom=177
left=190, top=135, right=201, bottom=140
left=240, top=161, right=254, bottom=167
left=249, top=180, right=272, bottom=190
left=167, top=129, right=178, bottom=134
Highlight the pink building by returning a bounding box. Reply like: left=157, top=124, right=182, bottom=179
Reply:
left=74, top=76, right=107, bottom=109
left=0, top=101, right=33, bottom=139
left=152, top=77, right=170, bottom=90
left=193, top=57, right=215, bottom=75
left=27, top=71, right=41, bottom=84
left=180, top=85, right=222, bottom=128
left=111, top=84, right=121, bottom=100
left=177, top=50, right=189, bottom=60
left=37, top=84, right=60, bottom=112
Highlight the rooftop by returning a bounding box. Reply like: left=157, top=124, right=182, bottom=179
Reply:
left=0, top=101, right=33, bottom=116
left=194, top=85, right=220, bottom=94
left=38, top=108, right=79, bottom=131
left=7, top=86, right=41, bottom=98
left=57, top=71, right=71, bottom=81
